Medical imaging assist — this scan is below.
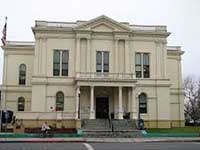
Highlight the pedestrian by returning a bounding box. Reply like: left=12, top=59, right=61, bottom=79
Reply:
left=41, top=122, right=50, bottom=137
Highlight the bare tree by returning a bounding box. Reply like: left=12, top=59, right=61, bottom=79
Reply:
left=184, top=76, right=200, bottom=125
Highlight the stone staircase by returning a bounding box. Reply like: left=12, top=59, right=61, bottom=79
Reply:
left=81, top=119, right=142, bottom=138
left=111, top=119, right=136, bottom=132
left=82, top=119, right=111, bottom=132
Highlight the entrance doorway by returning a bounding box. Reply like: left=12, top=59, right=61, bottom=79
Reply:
left=96, top=97, right=109, bottom=119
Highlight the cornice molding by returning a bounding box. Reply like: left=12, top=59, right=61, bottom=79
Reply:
left=4, top=51, right=34, bottom=56
left=167, top=50, right=184, bottom=56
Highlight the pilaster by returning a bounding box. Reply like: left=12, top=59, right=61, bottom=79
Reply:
left=75, top=38, right=80, bottom=73
left=114, top=39, right=118, bottom=73
left=87, top=38, right=91, bottom=72
left=125, top=39, right=130, bottom=73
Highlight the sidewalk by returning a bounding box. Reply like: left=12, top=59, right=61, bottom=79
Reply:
left=0, top=137, right=200, bottom=143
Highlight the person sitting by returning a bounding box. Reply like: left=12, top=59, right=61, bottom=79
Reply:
left=41, top=122, right=50, bottom=137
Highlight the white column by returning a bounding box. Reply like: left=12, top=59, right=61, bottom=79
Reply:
left=128, top=88, right=131, bottom=112
left=76, top=38, right=80, bottom=73
left=117, top=86, right=123, bottom=119
left=130, top=86, right=137, bottom=119
left=90, top=86, right=95, bottom=119
left=75, top=86, right=80, bottom=119
left=114, top=39, right=118, bottom=73
left=87, top=38, right=91, bottom=72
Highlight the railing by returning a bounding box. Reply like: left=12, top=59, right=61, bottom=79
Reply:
left=15, top=112, right=75, bottom=120
left=35, top=21, right=167, bottom=32
left=5, top=41, right=35, bottom=46
left=167, top=46, right=181, bottom=51
left=76, top=72, right=135, bottom=80
left=130, top=25, right=167, bottom=32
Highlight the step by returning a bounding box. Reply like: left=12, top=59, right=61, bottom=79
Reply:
left=82, top=119, right=111, bottom=131
left=111, top=119, right=136, bottom=132
left=83, top=131, right=142, bottom=138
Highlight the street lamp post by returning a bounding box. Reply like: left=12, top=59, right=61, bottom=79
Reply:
left=0, top=110, right=2, bottom=132
left=0, top=90, right=2, bottom=132
left=78, top=93, right=80, bottom=119
left=137, top=102, right=141, bottom=129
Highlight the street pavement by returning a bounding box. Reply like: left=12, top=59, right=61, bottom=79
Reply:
left=0, top=142, right=200, bottom=150
left=1, top=137, right=200, bottom=143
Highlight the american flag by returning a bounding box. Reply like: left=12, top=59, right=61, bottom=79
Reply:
left=1, top=17, right=7, bottom=46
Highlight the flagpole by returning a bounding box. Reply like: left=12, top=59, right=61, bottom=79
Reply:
left=5, top=16, right=7, bottom=41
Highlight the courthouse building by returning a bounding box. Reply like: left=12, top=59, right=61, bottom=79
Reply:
left=1, top=15, right=185, bottom=129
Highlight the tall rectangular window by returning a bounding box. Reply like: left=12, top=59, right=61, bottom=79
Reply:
left=62, top=51, right=69, bottom=76
left=96, top=51, right=102, bottom=72
left=103, top=52, right=109, bottom=72
left=135, top=53, right=150, bottom=78
left=19, top=64, right=26, bottom=85
left=135, top=53, right=142, bottom=78
left=53, top=50, right=69, bottom=76
left=96, top=51, right=109, bottom=72
left=53, top=50, right=60, bottom=76
left=143, top=53, right=150, bottom=78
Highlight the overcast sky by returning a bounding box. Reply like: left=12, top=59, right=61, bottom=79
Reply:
left=0, top=0, right=200, bottom=84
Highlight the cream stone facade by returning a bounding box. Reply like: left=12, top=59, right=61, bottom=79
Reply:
left=0, top=15, right=184, bottom=129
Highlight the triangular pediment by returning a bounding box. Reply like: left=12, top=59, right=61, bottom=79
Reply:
left=74, top=15, right=132, bottom=32
left=91, top=23, right=114, bottom=32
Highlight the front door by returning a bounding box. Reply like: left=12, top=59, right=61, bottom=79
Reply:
left=96, top=97, right=109, bottom=119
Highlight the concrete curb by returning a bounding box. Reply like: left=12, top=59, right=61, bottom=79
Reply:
left=1, top=137, right=200, bottom=143
left=0, top=138, right=85, bottom=143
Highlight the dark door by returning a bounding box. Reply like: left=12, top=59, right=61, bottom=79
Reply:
left=96, top=97, right=109, bottom=119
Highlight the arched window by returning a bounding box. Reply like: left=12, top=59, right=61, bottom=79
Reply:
left=18, top=97, right=25, bottom=111
left=56, top=92, right=64, bottom=111
left=139, top=93, right=147, bottom=114
left=19, top=64, right=26, bottom=85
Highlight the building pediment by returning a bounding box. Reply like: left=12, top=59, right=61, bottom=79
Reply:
left=74, top=15, right=132, bottom=33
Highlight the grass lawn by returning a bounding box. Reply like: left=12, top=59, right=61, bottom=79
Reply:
left=147, top=126, right=200, bottom=133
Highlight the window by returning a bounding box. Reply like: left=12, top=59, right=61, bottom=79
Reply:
left=62, top=51, right=69, bottom=76
left=19, top=64, right=26, bottom=85
left=53, top=50, right=69, bottom=76
left=135, top=53, right=142, bottom=78
left=96, top=51, right=102, bottom=72
left=139, top=93, right=147, bottom=114
left=53, top=50, right=60, bottom=76
left=96, top=51, right=109, bottom=72
left=143, top=53, right=150, bottom=78
left=18, top=97, right=25, bottom=111
left=103, top=52, right=109, bottom=72
left=135, top=53, right=150, bottom=78
left=56, top=92, right=64, bottom=111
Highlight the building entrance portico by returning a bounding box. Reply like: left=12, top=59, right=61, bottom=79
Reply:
left=76, top=83, right=137, bottom=120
